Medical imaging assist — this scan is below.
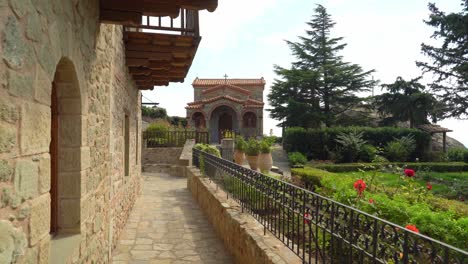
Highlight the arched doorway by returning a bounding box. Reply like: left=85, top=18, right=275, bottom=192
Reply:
left=50, top=58, right=82, bottom=236
left=209, top=105, right=238, bottom=143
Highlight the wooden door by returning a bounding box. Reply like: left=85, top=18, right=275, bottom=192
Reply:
left=50, top=83, right=58, bottom=235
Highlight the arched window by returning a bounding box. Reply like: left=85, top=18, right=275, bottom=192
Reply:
left=243, top=112, right=257, bottom=128
left=192, top=112, right=206, bottom=129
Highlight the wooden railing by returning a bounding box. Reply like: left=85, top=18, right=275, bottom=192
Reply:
left=143, top=130, right=209, bottom=147
left=125, top=9, right=200, bottom=37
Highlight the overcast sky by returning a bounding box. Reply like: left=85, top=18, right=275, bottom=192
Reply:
left=142, top=0, right=467, bottom=147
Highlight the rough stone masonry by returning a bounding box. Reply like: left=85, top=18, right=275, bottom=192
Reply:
left=0, top=0, right=141, bottom=263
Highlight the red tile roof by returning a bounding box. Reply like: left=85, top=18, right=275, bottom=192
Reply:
left=202, top=84, right=251, bottom=96
left=192, top=78, right=266, bottom=87
left=186, top=95, right=264, bottom=109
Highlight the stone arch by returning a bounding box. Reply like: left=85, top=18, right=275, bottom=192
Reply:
left=191, top=112, right=206, bottom=129
left=50, top=58, right=83, bottom=236
left=209, top=105, right=239, bottom=143
left=242, top=112, right=257, bottom=128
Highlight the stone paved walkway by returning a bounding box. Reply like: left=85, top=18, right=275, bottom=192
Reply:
left=112, top=173, right=234, bottom=264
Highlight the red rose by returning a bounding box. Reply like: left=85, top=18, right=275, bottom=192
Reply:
left=405, top=224, right=419, bottom=233
left=426, top=182, right=432, bottom=191
left=304, top=212, right=312, bottom=225
left=404, top=169, right=415, bottom=177
left=353, top=179, right=366, bottom=197
left=368, top=198, right=375, bottom=204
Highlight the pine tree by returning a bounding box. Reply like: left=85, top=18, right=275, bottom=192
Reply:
left=416, top=1, right=468, bottom=118
left=374, top=77, right=441, bottom=128
left=268, top=5, right=375, bottom=128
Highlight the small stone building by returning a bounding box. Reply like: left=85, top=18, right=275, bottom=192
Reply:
left=0, top=0, right=217, bottom=263
left=186, top=78, right=266, bottom=143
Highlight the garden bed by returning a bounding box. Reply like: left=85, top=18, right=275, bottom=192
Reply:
left=291, top=166, right=468, bottom=250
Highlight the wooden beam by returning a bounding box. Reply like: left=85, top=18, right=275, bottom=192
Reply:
left=126, top=50, right=173, bottom=61
left=100, top=10, right=141, bottom=25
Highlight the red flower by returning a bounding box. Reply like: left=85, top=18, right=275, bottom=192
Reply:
left=304, top=212, right=312, bottom=225
left=405, top=224, right=419, bottom=233
left=426, top=182, right=432, bottom=191
left=368, top=198, right=375, bottom=204
left=353, top=179, right=367, bottom=197
left=404, top=169, right=415, bottom=177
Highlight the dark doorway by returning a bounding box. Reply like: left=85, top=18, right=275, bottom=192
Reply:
left=219, top=113, right=233, bottom=131
left=50, top=82, right=58, bottom=235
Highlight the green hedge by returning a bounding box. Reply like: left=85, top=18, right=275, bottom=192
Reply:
left=284, top=126, right=431, bottom=160
left=313, top=162, right=468, bottom=172
left=291, top=167, right=468, bottom=249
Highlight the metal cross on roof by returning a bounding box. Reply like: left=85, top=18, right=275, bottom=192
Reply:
left=223, top=74, right=228, bottom=83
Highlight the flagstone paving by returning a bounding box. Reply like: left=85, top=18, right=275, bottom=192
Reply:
left=112, top=173, right=234, bottom=264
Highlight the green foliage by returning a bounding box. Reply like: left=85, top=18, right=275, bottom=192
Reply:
left=447, top=147, right=467, bottom=162
left=291, top=167, right=468, bottom=248
left=146, top=121, right=170, bottom=134
left=374, top=77, right=441, bottom=127
left=245, top=139, right=260, bottom=156
left=465, top=151, right=468, bottom=163
left=288, top=152, right=308, bottom=166
left=284, top=126, right=430, bottom=160
left=416, top=1, right=468, bottom=118
left=384, top=141, right=409, bottom=162
left=335, top=131, right=367, bottom=162
left=262, top=136, right=278, bottom=146
left=267, top=4, right=375, bottom=128
left=194, top=144, right=221, bottom=158
left=259, top=140, right=272, bottom=154
left=234, top=136, right=247, bottom=152
left=141, top=106, right=168, bottom=119
left=314, top=162, right=468, bottom=173
left=359, top=144, right=377, bottom=162
left=423, top=151, right=448, bottom=162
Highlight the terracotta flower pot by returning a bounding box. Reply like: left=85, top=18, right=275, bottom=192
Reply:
left=234, top=150, right=245, bottom=165
left=246, top=155, right=259, bottom=171
left=258, top=153, right=273, bottom=173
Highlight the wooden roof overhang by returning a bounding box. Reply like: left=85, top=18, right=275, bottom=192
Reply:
left=100, top=0, right=218, bottom=90
left=418, top=124, right=453, bottom=134
left=100, top=0, right=218, bottom=25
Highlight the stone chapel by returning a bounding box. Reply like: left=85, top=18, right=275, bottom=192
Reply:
left=186, top=78, right=265, bottom=143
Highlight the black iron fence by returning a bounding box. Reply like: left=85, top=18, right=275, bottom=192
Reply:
left=144, top=130, right=209, bottom=147
left=193, top=149, right=467, bottom=264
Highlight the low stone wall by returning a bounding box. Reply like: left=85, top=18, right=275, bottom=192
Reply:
left=142, top=147, right=183, bottom=165
left=186, top=167, right=302, bottom=264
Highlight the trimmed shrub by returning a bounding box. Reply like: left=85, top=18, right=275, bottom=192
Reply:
left=288, top=152, right=307, bottom=166
left=448, top=147, right=466, bottom=162
left=313, top=162, right=468, bottom=172
left=284, top=126, right=430, bottom=161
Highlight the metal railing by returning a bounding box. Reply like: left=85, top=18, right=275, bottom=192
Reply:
left=193, top=149, right=467, bottom=264
left=144, top=130, right=208, bottom=147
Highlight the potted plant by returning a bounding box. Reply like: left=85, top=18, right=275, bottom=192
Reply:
left=234, top=136, right=247, bottom=165
left=245, top=139, right=260, bottom=170
left=258, top=140, right=273, bottom=173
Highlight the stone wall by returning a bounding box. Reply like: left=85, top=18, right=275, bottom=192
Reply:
left=0, top=1, right=141, bottom=263
left=143, top=147, right=183, bottom=165
left=186, top=167, right=302, bottom=264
